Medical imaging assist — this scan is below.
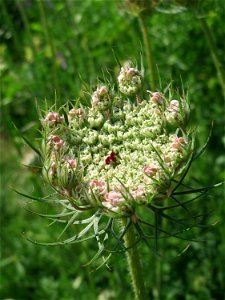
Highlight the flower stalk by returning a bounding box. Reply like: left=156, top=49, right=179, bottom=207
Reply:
left=122, top=218, right=147, bottom=300
left=138, top=13, right=157, bottom=90
left=38, top=0, right=61, bottom=100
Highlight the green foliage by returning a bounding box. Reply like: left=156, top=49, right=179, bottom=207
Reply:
left=1, top=0, right=224, bottom=299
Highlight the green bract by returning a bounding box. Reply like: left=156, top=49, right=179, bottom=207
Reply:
left=41, top=65, right=192, bottom=215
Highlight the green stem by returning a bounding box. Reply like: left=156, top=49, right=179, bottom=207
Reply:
left=155, top=213, right=161, bottom=300
left=199, top=17, right=225, bottom=98
left=2, top=0, right=22, bottom=58
left=15, top=0, right=36, bottom=56
left=155, top=198, right=168, bottom=300
left=15, top=0, right=44, bottom=93
left=138, top=14, right=157, bottom=90
left=121, top=218, right=147, bottom=300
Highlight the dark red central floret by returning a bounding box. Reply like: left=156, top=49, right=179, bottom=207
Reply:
left=105, top=152, right=116, bottom=165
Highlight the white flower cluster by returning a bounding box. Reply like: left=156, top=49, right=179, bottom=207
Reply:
left=42, top=65, right=192, bottom=214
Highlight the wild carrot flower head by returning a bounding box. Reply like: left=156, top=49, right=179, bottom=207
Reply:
left=40, top=63, right=193, bottom=217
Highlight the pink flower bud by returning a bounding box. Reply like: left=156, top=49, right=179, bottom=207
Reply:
left=167, top=100, right=179, bottom=113
left=143, top=165, right=159, bottom=177
left=118, top=66, right=142, bottom=95
left=68, top=108, right=84, bottom=118
left=126, top=67, right=138, bottom=77
left=49, top=135, right=64, bottom=150
left=150, top=92, right=163, bottom=105
left=171, top=137, right=186, bottom=151
left=98, top=86, right=108, bottom=96
left=131, top=186, right=145, bottom=199
left=67, top=159, right=77, bottom=169
left=104, top=191, right=124, bottom=205
left=101, top=201, right=119, bottom=212
left=91, top=86, right=109, bottom=108
left=44, top=112, right=64, bottom=125
left=92, top=94, right=99, bottom=107
left=117, top=73, right=123, bottom=82
left=89, top=179, right=106, bottom=194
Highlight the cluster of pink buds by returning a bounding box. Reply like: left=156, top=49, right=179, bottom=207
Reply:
left=119, top=67, right=139, bottom=80
left=92, top=86, right=109, bottom=108
left=102, top=191, right=125, bottom=212
left=165, top=99, right=190, bottom=126
left=165, top=100, right=180, bottom=125
left=67, top=159, right=77, bottom=170
left=171, top=137, right=186, bottom=152
left=131, top=186, right=145, bottom=199
left=48, top=135, right=64, bottom=150
left=68, top=107, right=85, bottom=128
left=44, top=112, right=64, bottom=126
left=143, top=165, right=159, bottom=177
left=45, top=154, right=80, bottom=187
left=167, top=100, right=180, bottom=113
left=89, top=180, right=106, bottom=194
left=118, top=66, right=142, bottom=95
left=150, top=92, right=163, bottom=105
left=127, top=68, right=139, bottom=76
left=68, top=108, right=84, bottom=118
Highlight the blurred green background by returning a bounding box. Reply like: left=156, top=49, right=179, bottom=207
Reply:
left=0, top=0, right=224, bottom=299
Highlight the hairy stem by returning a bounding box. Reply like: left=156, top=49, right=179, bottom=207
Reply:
left=122, top=218, right=147, bottom=300
left=199, top=17, right=225, bottom=98
left=138, top=14, right=157, bottom=90
left=155, top=198, right=168, bottom=300
left=155, top=212, right=161, bottom=300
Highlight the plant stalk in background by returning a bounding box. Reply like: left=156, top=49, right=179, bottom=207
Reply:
left=124, top=0, right=158, bottom=90
left=198, top=16, right=225, bottom=98
left=38, top=1, right=61, bottom=100
left=138, top=13, right=157, bottom=90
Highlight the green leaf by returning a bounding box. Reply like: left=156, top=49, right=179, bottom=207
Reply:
left=57, top=211, right=80, bottom=239
left=172, top=153, right=194, bottom=193
left=173, top=182, right=224, bottom=195
left=134, top=223, right=160, bottom=257
left=13, top=189, right=63, bottom=204
left=24, top=208, right=74, bottom=222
